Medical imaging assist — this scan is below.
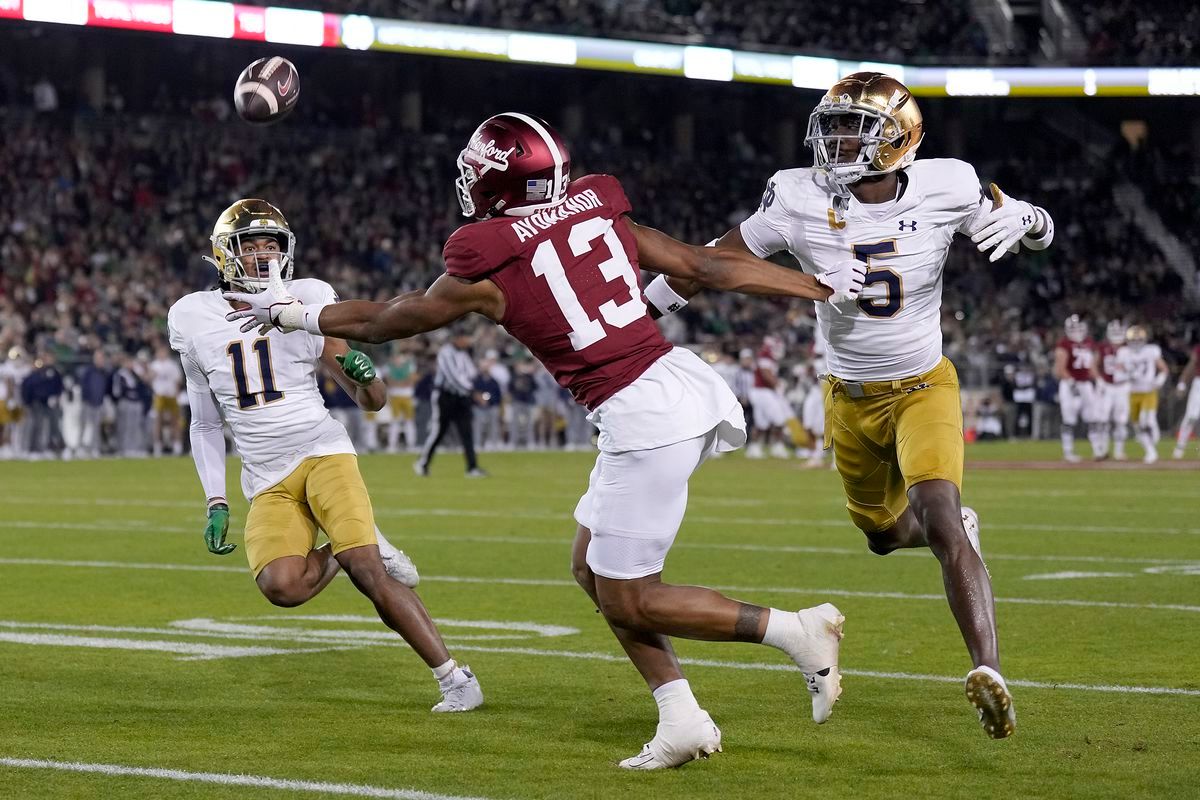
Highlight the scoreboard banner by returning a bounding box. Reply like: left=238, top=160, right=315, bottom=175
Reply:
left=9, top=0, right=1200, bottom=97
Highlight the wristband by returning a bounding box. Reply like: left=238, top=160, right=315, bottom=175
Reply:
left=644, top=275, right=688, bottom=316
left=275, top=302, right=328, bottom=335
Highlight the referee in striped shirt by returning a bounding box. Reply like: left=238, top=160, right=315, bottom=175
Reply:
left=415, top=329, right=487, bottom=477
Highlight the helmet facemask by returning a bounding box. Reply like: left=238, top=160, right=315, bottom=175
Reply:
left=806, top=100, right=918, bottom=190
left=209, top=226, right=295, bottom=293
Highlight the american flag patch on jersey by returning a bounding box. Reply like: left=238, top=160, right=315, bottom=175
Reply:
left=525, top=179, right=550, bottom=200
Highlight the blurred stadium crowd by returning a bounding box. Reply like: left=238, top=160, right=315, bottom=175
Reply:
left=0, top=26, right=1196, bottom=459
left=230, top=0, right=1194, bottom=65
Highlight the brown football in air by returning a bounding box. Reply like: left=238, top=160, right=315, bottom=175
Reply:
left=234, top=57, right=300, bottom=126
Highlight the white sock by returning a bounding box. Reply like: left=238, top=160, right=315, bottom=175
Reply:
left=761, top=608, right=799, bottom=653
left=432, top=658, right=457, bottom=689
left=652, top=679, right=701, bottom=722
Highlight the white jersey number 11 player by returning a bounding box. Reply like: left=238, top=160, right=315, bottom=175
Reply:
left=650, top=72, right=1055, bottom=739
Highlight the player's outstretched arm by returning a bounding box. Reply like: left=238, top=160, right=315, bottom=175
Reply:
left=629, top=219, right=860, bottom=303
left=320, top=337, right=387, bottom=412
left=226, top=271, right=505, bottom=344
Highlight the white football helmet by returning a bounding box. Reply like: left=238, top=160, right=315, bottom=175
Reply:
left=1064, top=315, right=1088, bottom=343
left=1106, top=320, right=1126, bottom=345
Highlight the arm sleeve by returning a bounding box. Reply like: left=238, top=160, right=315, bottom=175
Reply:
left=181, top=352, right=227, bottom=504
left=738, top=173, right=792, bottom=258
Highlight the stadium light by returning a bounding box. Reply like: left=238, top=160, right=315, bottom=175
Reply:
left=10, top=1, right=1200, bottom=97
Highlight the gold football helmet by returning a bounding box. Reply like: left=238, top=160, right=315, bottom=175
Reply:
left=203, top=198, right=295, bottom=292
left=805, top=71, right=924, bottom=189
left=1126, top=325, right=1149, bottom=346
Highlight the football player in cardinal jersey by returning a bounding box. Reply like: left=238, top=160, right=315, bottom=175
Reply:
left=649, top=72, right=1054, bottom=739
left=1055, top=315, right=1100, bottom=463
left=1173, top=342, right=1200, bottom=459
left=227, top=112, right=867, bottom=769
left=746, top=335, right=794, bottom=458
left=1122, top=325, right=1169, bottom=463
left=169, top=199, right=483, bottom=713
left=1094, top=320, right=1131, bottom=460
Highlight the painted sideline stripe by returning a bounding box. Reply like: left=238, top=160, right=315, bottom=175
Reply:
left=0, top=758, right=494, bottom=800
left=5, top=521, right=1199, bottom=567
left=0, top=620, right=1195, bottom=699
left=446, top=645, right=1200, bottom=698
left=2, top=558, right=1198, bottom=614
left=6, top=499, right=1200, bottom=535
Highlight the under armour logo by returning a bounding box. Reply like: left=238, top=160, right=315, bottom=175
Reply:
left=1021, top=214, right=1034, bottom=226
left=899, top=220, right=917, bottom=231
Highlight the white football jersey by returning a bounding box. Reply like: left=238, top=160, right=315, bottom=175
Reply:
left=168, top=278, right=353, bottom=500
left=1123, top=344, right=1163, bottom=394
left=740, top=159, right=989, bottom=381
left=148, top=357, right=183, bottom=398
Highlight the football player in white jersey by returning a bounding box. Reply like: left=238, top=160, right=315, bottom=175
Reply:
left=1173, top=342, right=1200, bottom=459
left=647, top=72, right=1055, bottom=739
left=148, top=345, right=185, bottom=456
left=169, top=199, right=482, bottom=712
left=1121, top=326, right=1169, bottom=464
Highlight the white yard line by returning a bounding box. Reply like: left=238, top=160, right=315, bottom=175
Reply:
left=1, top=558, right=1198, bottom=614
left=0, top=758, right=495, bottom=800
left=0, top=619, right=1196, bottom=699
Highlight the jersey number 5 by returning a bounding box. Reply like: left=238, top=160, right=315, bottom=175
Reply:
left=852, top=240, right=903, bottom=318
left=531, top=217, right=647, bottom=351
left=227, top=338, right=284, bottom=409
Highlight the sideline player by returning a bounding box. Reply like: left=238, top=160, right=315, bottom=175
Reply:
left=226, top=113, right=865, bottom=768
left=1055, top=315, right=1099, bottom=463
left=170, top=199, right=482, bottom=713
left=1094, top=320, right=1130, bottom=460
left=747, top=335, right=793, bottom=458
left=1173, top=341, right=1200, bottom=459
left=1123, top=325, right=1168, bottom=464
left=149, top=344, right=185, bottom=456
left=648, top=72, right=1054, bottom=738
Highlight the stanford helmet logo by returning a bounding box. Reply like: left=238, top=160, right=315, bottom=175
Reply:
left=466, top=134, right=517, bottom=171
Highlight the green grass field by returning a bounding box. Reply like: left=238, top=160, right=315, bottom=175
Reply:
left=2, top=441, right=1198, bottom=799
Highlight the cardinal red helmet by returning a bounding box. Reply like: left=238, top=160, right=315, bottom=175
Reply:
left=455, top=112, right=571, bottom=220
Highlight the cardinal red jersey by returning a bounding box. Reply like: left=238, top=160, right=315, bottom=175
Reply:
left=753, top=347, right=779, bottom=389
left=1057, top=337, right=1096, bottom=381
left=1096, top=341, right=1124, bottom=384
left=443, top=174, right=671, bottom=409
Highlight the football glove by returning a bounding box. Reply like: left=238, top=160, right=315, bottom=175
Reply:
left=816, top=260, right=867, bottom=306
left=204, top=502, right=236, bottom=556
left=970, top=184, right=1041, bottom=263
left=223, top=259, right=304, bottom=334
left=336, top=349, right=376, bottom=385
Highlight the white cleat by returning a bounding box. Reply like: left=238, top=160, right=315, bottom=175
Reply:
left=965, top=665, right=1016, bottom=739
left=778, top=603, right=845, bottom=723
left=432, top=666, right=483, bottom=713
left=1144, top=448, right=1159, bottom=465
left=769, top=442, right=792, bottom=459
left=618, top=711, right=722, bottom=770
left=1173, top=448, right=1185, bottom=460
left=1063, top=452, right=1082, bottom=464
left=745, top=442, right=766, bottom=459
left=375, top=529, right=419, bottom=587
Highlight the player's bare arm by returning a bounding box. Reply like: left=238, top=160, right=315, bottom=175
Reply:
left=1178, top=352, right=1198, bottom=392
left=1053, top=346, right=1071, bottom=381
left=319, top=337, right=387, bottom=412
left=226, top=270, right=505, bottom=344
left=629, top=218, right=863, bottom=303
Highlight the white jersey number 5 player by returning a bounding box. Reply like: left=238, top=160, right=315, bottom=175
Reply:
left=650, top=72, right=1054, bottom=739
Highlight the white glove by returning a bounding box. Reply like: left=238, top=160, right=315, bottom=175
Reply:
left=223, top=260, right=304, bottom=334
left=969, top=184, right=1042, bottom=263
left=815, top=260, right=867, bottom=307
